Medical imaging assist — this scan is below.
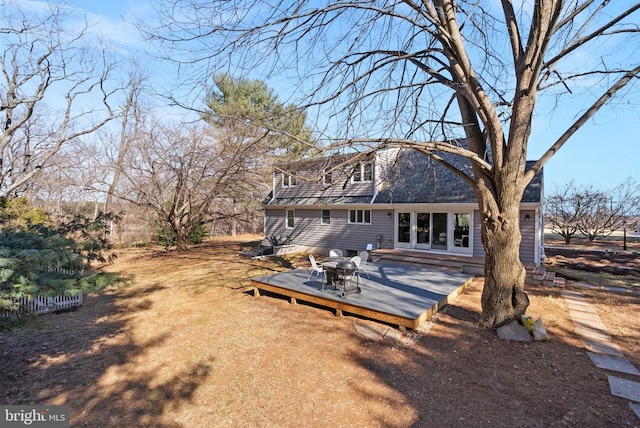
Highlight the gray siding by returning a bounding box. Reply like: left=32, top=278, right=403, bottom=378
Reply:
left=265, top=208, right=394, bottom=253
left=472, top=210, right=484, bottom=258
left=519, top=210, right=536, bottom=263
left=264, top=208, right=287, bottom=241
left=471, top=209, right=536, bottom=263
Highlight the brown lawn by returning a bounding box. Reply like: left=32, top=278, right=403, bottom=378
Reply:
left=1, top=235, right=639, bottom=427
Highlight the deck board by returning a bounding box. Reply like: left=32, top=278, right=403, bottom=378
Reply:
left=251, top=263, right=475, bottom=330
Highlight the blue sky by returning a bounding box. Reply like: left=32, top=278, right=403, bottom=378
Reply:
left=36, top=1, right=640, bottom=192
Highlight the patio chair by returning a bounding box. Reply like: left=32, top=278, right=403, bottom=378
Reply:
left=350, top=255, right=361, bottom=268
left=307, top=254, right=325, bottom=280
left=329, top=249, right=343, bottom=257
left=351, top=255, right=368, bottom=279
left=357, top=251, right=370, bottom=278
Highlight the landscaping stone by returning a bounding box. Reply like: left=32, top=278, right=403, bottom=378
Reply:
left=567, top=302, right=599, bottom=313
left=574, top=326, right=611, bottom=342
left=631, top=403, right=640, bottom=420
left=569, top=310, right=603, bottom=323
left=588, top=353, right=640, bottom=376
left=571, top=316, right=609, bottom=332
left=496, top=320, right=531, bottom=342
left=383, top=327, right=404, bottom=343
left=582, top=337, right=625, bottom=358
left=608, top=376, right=640, bottom=403
left=572, top=282, right=597, bottom=289
left=603, top=285, right=630, bottom=293
left=353, top=321, right=388, bottom=341
left=561, top=290, right=587, bottom=300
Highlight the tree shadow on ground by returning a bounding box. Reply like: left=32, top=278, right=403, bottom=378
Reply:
left=348, top=299, right=637, bottom=427
left=0, top=283, right=213, bottom=427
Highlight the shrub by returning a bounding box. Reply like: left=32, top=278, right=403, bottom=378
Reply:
left=0, top=209, right=128, bottom=312
left=155, top=224, right=208, bottom=247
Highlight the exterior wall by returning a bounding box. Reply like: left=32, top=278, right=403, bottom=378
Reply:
left=472, top=210, right=484, bottom=257
left=264, top=208, right=286, bottom=239
left=267, top=207, right=539, bottom=264
left=264, top=208, right=394, bottom=254
left=471, top=209, right=537, bottom=264
left=373, top=148, right=401, bottom=194
left=519, top=210, right=536, bottom=263
left=267, top=150, right=542, bottom=265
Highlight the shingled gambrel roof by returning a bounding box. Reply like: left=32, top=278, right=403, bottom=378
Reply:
left=263, top=193, right=373, bottom=206
left=264, top=145, right=543, bottom=206
left=373, top=149, right=543, bottom=204
left=274, top=152, right=374, bottom=180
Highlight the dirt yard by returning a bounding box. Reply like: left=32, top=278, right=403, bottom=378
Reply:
left=1, top=235, right=639, bottom=427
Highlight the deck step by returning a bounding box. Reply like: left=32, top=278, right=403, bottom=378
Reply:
left=377, top=254, right=464, bottom=270
left=371, top=249, right=484, bottom=272
left=371, top=249, right=567, bottom=286
left=528, top=266, right=546, bottom=282
left=542, top=271, right=556, bottom=286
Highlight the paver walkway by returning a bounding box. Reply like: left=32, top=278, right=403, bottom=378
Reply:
left=562, top=289, right=640, bottom=422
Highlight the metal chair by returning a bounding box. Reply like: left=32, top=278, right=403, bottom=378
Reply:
left=307, top=254, right=325, bottom=280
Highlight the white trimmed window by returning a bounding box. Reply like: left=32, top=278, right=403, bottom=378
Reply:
left=349, top=209, right=371, bottom=224
left=323, top=169, right=332, bottom=185
left=352, top=162, right=373, bottom=182
left=286, top=209, right=295, bottom=228
left=321, top=209, right=331, bottom=225
left=283, top=174, right=297, bottom=187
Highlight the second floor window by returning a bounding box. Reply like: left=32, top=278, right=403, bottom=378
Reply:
left=283, top=173, right=297, bottom=187
left=353, top=162, right=373, bottom=182
left=323, top=169, right=332, bottom=185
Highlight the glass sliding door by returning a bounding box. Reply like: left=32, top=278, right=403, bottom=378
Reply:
left=431, top=213, right=448, bottom=250
left=452, top=213, right=471, bottom=253
left=397, top=212, right=411, bottom=248
left=393, top=210, right=472, bottom=254
left=415, top=212, right=431, bottom=249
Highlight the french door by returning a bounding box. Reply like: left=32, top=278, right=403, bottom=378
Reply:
left=396, top=211, right=472, bottom=254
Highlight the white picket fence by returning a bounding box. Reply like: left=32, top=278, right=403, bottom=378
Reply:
left=1, top=293, right=83, bottom=317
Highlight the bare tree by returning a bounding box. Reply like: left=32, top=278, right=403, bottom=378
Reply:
left=104, top=71, right=148, bottom=215
left=148, top=1, right=640, bottom=326
left=1, top=2, right=118, bottom=198
left=547, top=179, right=640, bottom=244
left=574, top=179, right=640, bottom=242
left=27, top=139, right=95, bottom=222
left=112, top=120, right=266, bottom=250
left=546, top=182, right=583, bottom=245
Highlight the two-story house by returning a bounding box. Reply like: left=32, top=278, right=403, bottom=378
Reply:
left=263, top=145, right=544, bottom=266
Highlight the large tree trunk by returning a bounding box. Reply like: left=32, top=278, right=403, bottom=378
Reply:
left=455, top=92, right=531, bottom=328
left=175, top=226, right=190, bottom=251
left=171, top=215, right=190, bottom=251
left=477, top=193, right=529, bottom=327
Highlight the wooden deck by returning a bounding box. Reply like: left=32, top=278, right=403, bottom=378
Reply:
left=251, top=263, right=475, bottom=331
